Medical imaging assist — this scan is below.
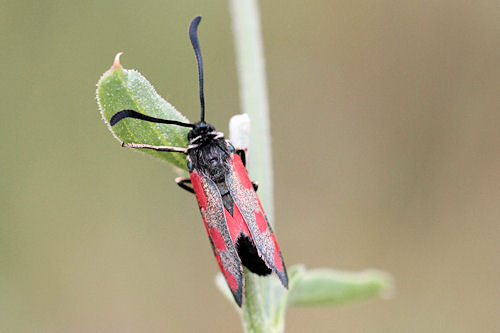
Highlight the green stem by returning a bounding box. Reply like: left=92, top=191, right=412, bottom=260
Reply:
left=229, top=0, right=279, bottom=332
left=230, top=0, right=274, bottom=223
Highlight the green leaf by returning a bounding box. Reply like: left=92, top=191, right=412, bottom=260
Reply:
left=287, top=267, right=394, bottom=307
left=96, top=53, right=190, bottom=169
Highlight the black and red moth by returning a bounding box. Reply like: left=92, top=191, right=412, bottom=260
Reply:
left=109, top=16, right=288, bottom=306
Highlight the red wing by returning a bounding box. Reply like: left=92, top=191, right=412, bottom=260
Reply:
left=190, top=170, right=245, bottom=306
left=225, top=154, right=288, bottom=288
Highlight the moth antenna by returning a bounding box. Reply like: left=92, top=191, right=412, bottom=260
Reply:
left=189, top=16, right=205, bottom=123
left=110, top=110, right=195, bottom=128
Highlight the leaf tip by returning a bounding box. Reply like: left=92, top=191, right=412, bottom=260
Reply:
left=112, top=52, right=124, bottom=69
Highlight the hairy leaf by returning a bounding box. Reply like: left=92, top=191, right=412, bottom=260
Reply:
left=287, top=268, right=394, bottom=307
left=97, top=53, right=190, bottom=169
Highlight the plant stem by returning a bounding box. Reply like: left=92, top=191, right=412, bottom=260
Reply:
left=230, top=0, right=280, bottom=332
left=230, top=0, right=274, bottom=224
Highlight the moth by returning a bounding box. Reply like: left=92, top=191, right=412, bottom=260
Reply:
left=109, top=16, right=288, bottom=306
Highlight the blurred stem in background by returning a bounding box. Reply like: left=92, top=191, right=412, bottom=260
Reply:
left=230, top=0, right=274, bottom=224
left=229, top=0, right=279, bottom=331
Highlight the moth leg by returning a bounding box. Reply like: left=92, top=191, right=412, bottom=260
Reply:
left=236, top=149, right=247, bottom=167
left=122, top=142, right=188, bottom=154
left=175, top=177, right=195, bottom=194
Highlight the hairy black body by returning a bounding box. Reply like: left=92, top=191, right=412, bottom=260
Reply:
left=187, top=124, right=230, bottom=182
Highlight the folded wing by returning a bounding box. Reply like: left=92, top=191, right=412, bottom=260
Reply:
left=190, top=170, right=245, bottom=306
left=225, top=154, right=288, bottom=289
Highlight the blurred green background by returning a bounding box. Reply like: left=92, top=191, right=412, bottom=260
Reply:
left=2, top=0, right=499, bottom=332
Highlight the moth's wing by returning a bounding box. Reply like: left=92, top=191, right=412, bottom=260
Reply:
left=190, top=170, right=245, bottom=306
left=224, top=191, right=273, bottom=277
left=225, top=154, right=288, bottom=288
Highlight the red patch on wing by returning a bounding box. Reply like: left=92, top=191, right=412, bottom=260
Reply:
left=254, top=210, right=268, bottom=233
left=232, top=154, right=253, bottom=190
left=210, top=227, right=226, bottom=251
left=225, top=203, right=252, bottom=242
left=271, top=233, right=283, bottom=272
left=190, top=171, right=208, bottom=209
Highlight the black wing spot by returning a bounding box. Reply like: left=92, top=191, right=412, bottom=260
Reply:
left=236, top=235, right=272, bottom=276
